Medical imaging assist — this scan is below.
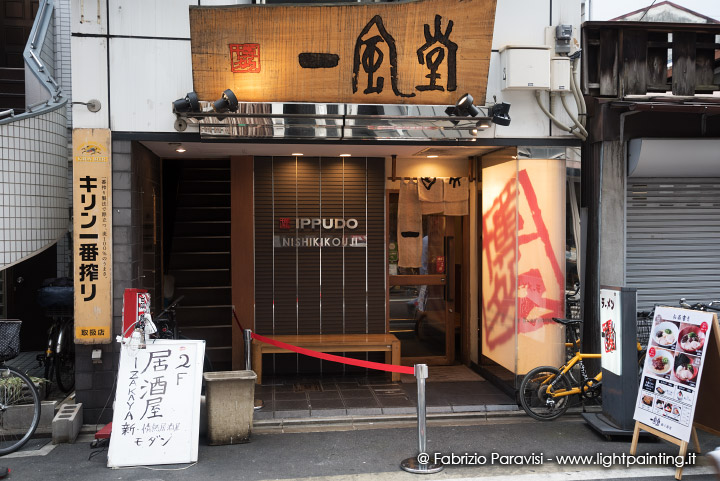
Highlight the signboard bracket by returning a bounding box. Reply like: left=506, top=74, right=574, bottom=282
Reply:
left=630, top=421, right=701, bottom=480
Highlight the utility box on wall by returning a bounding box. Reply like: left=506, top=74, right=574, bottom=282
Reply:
left=499, top=46, right=551, bottom=90
left=550, top=57, right=571, bottom=92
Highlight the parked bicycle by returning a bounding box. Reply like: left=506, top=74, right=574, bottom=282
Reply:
left=519, top=317, right=601, bottom=420
left=679, top=298, right=720, bottom=313
left=519, top=317, right=647, bottom=421
left=150, top=295, right=184, bottom=340
left=147, top=296, right=213, bottom=373
left=36, top=280, right=75, bottom=393
left=0, top=320, right=41, bottom=455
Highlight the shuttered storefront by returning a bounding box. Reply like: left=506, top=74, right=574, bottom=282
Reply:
left=626, top=178, right=720, bottom=310
left=254, top=156, right=386, bottom=374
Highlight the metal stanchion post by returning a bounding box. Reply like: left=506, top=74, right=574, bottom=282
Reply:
left=244, top=329, right=252, bottom=370
left=244, top=329, right=264, bottom=410
left=400, top=364, right=443, bottom=474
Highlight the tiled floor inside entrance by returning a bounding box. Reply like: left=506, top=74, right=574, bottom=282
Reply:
left=253, top=366, right=515, bottom=420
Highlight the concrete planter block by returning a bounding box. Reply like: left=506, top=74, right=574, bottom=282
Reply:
left=4, top=400, right=56, bottom=430
left=52, top=403, right=83, bottom=444
left=203, top=371, right=257, bottom=446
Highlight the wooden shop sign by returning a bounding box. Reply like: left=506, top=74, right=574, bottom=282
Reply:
left=190, top=0, right=497, bottom=105
left=72, top=128, right=112, bottom=344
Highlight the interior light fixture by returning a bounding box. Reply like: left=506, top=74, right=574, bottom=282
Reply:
left=427, top=155, right=438, bottom=158
left=172, top=92, right=200, bottom=113
left=489, top=102, right=511, bottom=126
left=213, top=89, right=239, bottom=113
left=170, top=142, right=186, bottom=153
left=292, top=153, right=304, bottom=156
left=339, top=154, right=352, bottom=157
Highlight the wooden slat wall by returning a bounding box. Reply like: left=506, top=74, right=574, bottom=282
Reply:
left=321, top=158, right=345, bottom=335
left=272, top=157, right=298, bottom=338
left=297, top=158, right=321, bottom=373
left=254, top=159, right=274, bottom=334
left=253, top=156, right=386, bottom=375
left=367, top=159, right=386, bottom=334
left=231, top=156, right=254, bottom=370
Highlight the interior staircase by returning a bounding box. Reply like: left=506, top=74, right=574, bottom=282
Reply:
left=165, top=158, right=232, bottom=371
left=0, top=68, right=24, bottom=115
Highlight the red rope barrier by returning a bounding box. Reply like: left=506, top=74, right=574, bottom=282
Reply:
left=232, top=307, right=246, bottom=331
left=251, top=332, right=415, bottom=375
left=233, top=306, right=414, bottom=375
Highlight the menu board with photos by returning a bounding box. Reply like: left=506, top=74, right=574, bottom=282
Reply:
left=633, top=306, right=714, bottom=442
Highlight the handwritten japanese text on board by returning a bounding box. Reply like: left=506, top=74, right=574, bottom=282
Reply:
left=108, top=340, right=206, bottom=467
left=190, top=0, right=497, bottom=105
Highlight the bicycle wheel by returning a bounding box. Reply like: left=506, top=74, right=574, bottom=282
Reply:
left=0, top=366, right=41, bottom=455
left=519, top=366, right=572, bottom=421
left=55, top=324, right=75, bottom=393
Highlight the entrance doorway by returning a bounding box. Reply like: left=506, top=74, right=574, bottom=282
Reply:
left=388, top=193, right=461, bottom=365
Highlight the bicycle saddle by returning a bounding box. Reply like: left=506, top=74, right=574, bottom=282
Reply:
left=552, top=317, right=583, bottom=326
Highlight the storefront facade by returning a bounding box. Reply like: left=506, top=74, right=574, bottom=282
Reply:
left=69, top=0, right=582, bottom=422
left=581, top=19, right=720, bottom=357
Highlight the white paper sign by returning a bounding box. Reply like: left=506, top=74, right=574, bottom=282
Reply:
left=599, top=288, right=622, bottom=375
left=108, top=339, right=205, bottom=468
left=633, top=306, right=714, bottom=442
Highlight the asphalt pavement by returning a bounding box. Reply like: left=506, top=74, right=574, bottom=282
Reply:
left=2, top=412, right=720, bottom=481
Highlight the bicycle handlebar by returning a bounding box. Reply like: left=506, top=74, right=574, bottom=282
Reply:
left=679, top=298, right=720, bottom=312
left=155, top=295, right=185, bottom=320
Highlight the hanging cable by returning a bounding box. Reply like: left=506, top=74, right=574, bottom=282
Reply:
left=534, top=90, right=586, bottom=141
left=570, top=57, right=587, bottom=127
left=560, top=92, right=588, bottom=138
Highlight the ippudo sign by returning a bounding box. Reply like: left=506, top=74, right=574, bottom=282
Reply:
left=189, top=0, right=497, bottom=105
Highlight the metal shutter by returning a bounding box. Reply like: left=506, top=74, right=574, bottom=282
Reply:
left=626, top=178, right=720, bottom=310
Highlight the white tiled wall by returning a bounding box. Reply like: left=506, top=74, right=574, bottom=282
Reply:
left=0, top=108, right=70, bottom=270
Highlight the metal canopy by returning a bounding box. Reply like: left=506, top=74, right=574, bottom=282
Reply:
left=174, top=102, right=491, bottom=141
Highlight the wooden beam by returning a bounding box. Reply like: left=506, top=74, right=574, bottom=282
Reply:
left=695, top=33, right=717, bottom=92
left=621, top=30, right=647, bottom=96
left=672, top=31, right=696, bottom=96
left=599, top=29, right=618, bottom=96
left=647, top=32, right=669, bottom=91
left=231, top=156, right=255, bottom=370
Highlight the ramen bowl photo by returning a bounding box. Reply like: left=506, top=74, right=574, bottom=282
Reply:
left=648, top=348, right=674, bottom=376
left=652, top=321, right=679, bottom=347
left=678, top=326, right=705, bottom=353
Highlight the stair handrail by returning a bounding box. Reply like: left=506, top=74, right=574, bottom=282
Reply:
left=0, top=0, right=66, bottom=125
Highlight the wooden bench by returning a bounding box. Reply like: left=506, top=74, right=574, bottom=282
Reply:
left=250, top=333, right=401, bottom=385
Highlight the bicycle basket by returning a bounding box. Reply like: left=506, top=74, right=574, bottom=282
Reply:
left=637, top=313, right=653, bottom=348
left=0, top=321, right=21, bottom=362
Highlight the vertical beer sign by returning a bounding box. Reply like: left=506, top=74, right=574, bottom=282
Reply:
left=73, top=128, right=113, bottom=344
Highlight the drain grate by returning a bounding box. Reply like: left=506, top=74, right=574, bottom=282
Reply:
left=293, top=382, right=322, bottom=392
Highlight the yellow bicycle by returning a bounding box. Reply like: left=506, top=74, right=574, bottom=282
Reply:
left=519, top=317, right=601, bottom=420
left=519, top=317, right=646, bottom=421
